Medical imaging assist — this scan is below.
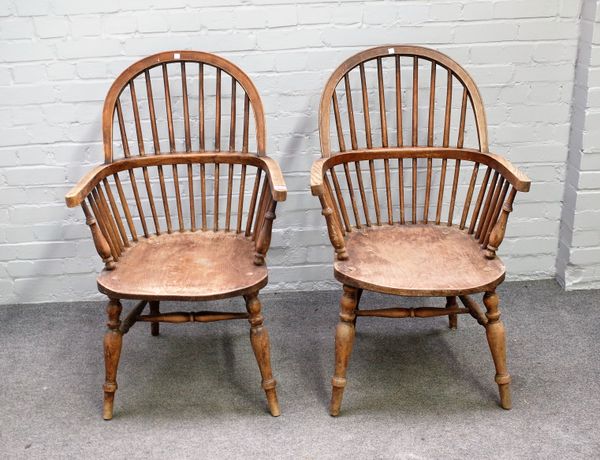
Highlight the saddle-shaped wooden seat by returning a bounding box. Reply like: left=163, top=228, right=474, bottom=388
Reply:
left=334, top=224, right=504, bottom=297
left=312, top=45, right=531, bottom=415
left=97, top=232, right=268, bottom=301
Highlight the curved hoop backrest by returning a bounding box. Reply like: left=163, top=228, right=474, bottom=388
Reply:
left=319, top=45, right=488, bottom=157
left=103, top=51, right=266, bottom=163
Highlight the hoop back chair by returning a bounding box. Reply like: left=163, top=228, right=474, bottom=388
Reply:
left=65, top=51, right=286, bottom=419
left=311, top=45, right=531, bottom=415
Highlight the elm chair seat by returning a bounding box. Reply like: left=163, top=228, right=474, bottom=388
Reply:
left=334, top=225, right=505, bottom=297
left=98, top=232, right=268, bottom=301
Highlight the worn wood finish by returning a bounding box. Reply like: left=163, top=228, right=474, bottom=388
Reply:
left=334, top=225, right=505, bottom=296
left=96, top=227, right=269, bottom=302
left=315, top=45, right=531, bottom=415
left=66, top=52, right=286, bottom=419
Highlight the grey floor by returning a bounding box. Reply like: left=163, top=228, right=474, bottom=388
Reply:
left=0, top=279, right=599, bottom=459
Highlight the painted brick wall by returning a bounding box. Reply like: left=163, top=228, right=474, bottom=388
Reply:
left=0, top=0, right=587, bottom=303
left=557, top=0, right=600, bottom=289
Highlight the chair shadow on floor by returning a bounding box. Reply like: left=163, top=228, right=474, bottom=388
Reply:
left=309, top=325, right=505, bottom=416
left=107, top=318, right=272, bottom=419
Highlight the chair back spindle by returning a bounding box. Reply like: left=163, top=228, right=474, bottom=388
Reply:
left=317, top=46, right=525, bottom=260
left=74, top=52, right=278, bottom=269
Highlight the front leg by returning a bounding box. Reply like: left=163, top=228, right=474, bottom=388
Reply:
left=244, top=292, right=280, bottom=416
left=330, top=285, right=358, bottom=416
left=103, top=298, right=123, bottom=420
left=483, top=291, right=511, bottom=409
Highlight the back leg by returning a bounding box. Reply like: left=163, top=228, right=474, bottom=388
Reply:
left=446, top=296, right=458, bottom=329
left=149, top=301, right=159, bottom=336
left=352, top=288, right=363, bottom=327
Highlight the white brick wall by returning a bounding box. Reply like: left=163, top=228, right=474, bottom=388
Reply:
left=557, top=0, right=600, bottom=289
left=0, top=0, right=594, bottom=304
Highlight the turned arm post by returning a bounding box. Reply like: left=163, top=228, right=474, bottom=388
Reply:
left=254, top=194, right=277, bottom=266
left=318, top=192, right=348, bottom=261
left=81, top=200, right=115, bottom=270
left=485, top=188, right=517, bottom=260
left=311, top=158, right=348, bottom=260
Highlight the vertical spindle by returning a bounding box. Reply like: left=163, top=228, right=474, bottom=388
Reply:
left=436, top=159, right=448, bottom=225
left=215, top=68, right=222, bottom=152
left=377, top=57, right=388, bottom=148
left=447, top=160, right=461, bottom=226
left=199, top=63, right=205, bottom=152
left=229, top=78, right=237, bottom=152
left=412, top=57, right=418, bottom=147
left=396, top=55, right=403, bottom=147
left=344, top=74, right=358, bottom=150
left=460, top=163, right=479, bottom=230
left=359, top=63, right=372, bottom=149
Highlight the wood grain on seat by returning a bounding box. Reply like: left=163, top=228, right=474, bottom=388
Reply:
left=334, top=224, right=505, bottom=296
left=98, top=232, right=268, bottom=301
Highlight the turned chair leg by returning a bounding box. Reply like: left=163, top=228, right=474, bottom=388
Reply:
left=330, top=285, right=358, bottom=416
left=244, top=292, right=280, bottom=417
left=483, top=291, right=512, bottom=410
left=149, top=300, right=160, bottom=336
left=446, top=296, right=458, bottom=329
left=103, top=298, right=123, bottom=420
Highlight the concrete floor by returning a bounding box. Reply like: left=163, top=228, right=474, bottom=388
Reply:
left=0, top=279, right=599, bottom=458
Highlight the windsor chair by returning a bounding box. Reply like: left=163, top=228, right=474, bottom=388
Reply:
left=311, top=45, right=531, bottom=415
left=65, top=51, right=286, bottom=419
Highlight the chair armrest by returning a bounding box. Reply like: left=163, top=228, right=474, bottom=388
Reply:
left=483, top=152, right=531, bottom=193
left=65, top=163, right=110, bottom=208
left=310, top=158, right=326, bottom=196
left=261, top=156, right=287, bottom=201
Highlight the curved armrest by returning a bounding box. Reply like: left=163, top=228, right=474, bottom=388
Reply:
left=310, top=158, right=326, bottom=196
left=315, top=148, right=531, bottom=193
left=66, top=152, right=288, bottom=208
left=65, top=163, right=107, bottom=208
left=261, top=156, right=287, bottom=201
left=483, top=151, right=531, bottom=193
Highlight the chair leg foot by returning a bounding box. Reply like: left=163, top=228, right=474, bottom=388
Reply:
left=483, top=291, right=512, bottom=410
left=446, top=296, right=458, bottom=329
left=498, top=383, right=512, bottom=410
left=149, top=301, right=160, bottom=336
left=245, top=292, right=280, bottom=417
left=264, top=388, right=281, bottom=417
left=103, top=298, right=123, bottom=420
left=329, top=285, right=358, bottom=416
left=330, top=384, right=345, bottom=417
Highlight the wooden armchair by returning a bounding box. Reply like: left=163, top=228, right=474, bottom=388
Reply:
left=311, top=46, right=531, bottom=415
left=65, top=51, right=286, bottom=419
